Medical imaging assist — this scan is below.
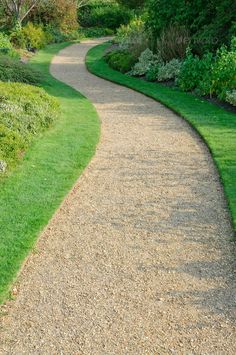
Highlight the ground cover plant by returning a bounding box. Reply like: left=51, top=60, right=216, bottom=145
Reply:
left=86, top=42, right=236, bottom=232
left=0, top=42, right=100, bottom=303
left=0, top=55, right=42, bottom=84
left=0, top=81, right=59, bottom=170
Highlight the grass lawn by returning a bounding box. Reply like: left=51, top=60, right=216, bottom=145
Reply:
left=0, top=42, right=100, bottom=304
left=86, top=42, right=236, bottom=233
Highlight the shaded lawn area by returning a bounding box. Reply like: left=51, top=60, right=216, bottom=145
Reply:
left=86, top=42, right=236, bottom=233
left=0, top=42, right=100, bottom=303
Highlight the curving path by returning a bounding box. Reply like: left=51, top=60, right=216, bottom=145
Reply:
left=1, top=39, right=236, bottom=354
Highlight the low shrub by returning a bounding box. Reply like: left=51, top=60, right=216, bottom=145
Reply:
left=177, top=45, right=236, bottom=100
left=0, top=124, right=24, bottom=169
left=104, top=49, right=136, bottom=73
left=211, top=46, right=236, bottom=99
left=10, top=23, right=47, bottom=50
left=157, top=59, right=182, bottom=82
left=129, top=48, right=161, bottom=76
left=77, top=27, right=114, bottom=39
left=0, top=56, right=42, bottom=85
left=10, top=28, right=27, bottom=49
left=0, top=32, right=19, bottom=58
left=116, top=17, right=149, bottom=59
left=145, top=64, right=159, bottom=82
left=0, top=82, right=59, bottom=169
left=177, top=51, right=214, bottom=95
left=226, top=90, right=236, bottom=106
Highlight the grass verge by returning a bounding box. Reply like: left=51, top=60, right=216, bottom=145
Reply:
left=0, top=42, right=100, bottom=304
left=86, top=42, right=236, bottom=233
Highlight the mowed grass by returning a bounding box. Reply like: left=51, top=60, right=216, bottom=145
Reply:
left=0, top=42, right=100, bottom=303
left=86, top=42, right=236, bottom=233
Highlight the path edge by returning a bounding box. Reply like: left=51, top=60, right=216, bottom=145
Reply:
left=86, top=42, right=236, bottom=235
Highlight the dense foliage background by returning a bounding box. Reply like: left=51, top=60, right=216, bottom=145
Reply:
left=146, top=0, right=236, bottom=54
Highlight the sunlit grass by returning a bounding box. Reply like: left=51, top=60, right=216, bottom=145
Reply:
left=0, top=42, right=100, bottom=303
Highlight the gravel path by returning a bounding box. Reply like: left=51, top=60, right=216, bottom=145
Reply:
left=1, top=39, right=236, bottom=354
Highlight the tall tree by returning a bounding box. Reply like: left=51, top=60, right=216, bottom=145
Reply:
left=1, top=0, right=41, bottom=25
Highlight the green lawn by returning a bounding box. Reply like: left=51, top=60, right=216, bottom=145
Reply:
left=0, top=42, right=100, bottom=304
left=86, top=42, right=236, bottom=233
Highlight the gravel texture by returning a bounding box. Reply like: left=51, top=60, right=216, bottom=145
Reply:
left=0, top=39, right=236, bottom=354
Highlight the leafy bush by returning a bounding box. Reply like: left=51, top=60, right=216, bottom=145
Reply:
left=211, top=47, right=236, bottom=99
left=177, top=51, right=214, bottom=95
left=44, top=25, right=81, bottom=44
left=226, top=90, right=236, bottom=106
left=145, top=64, right=159, bottom=81
left=177, top=44, right=236, bottom=100
left=10, top=28, right=26, bottom=49
left=156, top=25, right=190, bottom=62
left=78, top=1, right=131, bottom=30
left=104, top=49, right=136, bottom=73
left=0, top=56, right=42, bottom=85
left=0, top=82, right=59, bottom=169
left=10, top=23, right=47, bottom=50
left=0, top=124, right=24, bottom=169
left=0, top=32, right=19, bottom=58
left=22, top=22, right=47, bottom=49
left=116, top=17, right=149, bottom=58
left=157, top=59, right=182, bottom=82
left=129, top=48, right=161, bottom=76
left=77, top=27, right=114, bottom=39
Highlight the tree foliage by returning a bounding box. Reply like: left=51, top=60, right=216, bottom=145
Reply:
left=30, top=0, right=78, bottom=33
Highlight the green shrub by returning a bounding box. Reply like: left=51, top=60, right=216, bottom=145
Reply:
left=0, top=56, right=42, bottom=85
left=0, top=82, right=59, bottom=169
left=77, top=27, right=114, bottom=39
left=0, top=124, right=24, bottom=166
left=116, top=17, right=149, bottom=58
left=157, top=59, right=182, bottom=82
left=129, top=48, right=161, bottom=76
left=104, top=50, right=136, bottom=73
left=145, top=64, right=159, bottom=81
left=0, top=32, right=12, bottom=50
left=226, top=90, right=236, bottom=106
left=10, top=28, right=27, bottom=49
left=177, top=51, right=214, bottom=95
left=78, top=1, right=131, bottom=30
left=22, top=22, right=47, bottom=49
left=115, top=17, right=148, bottom=59
left=44, top=25, right=82, bottom=44
left=177, top=45, right=236, bottom=100
left=211, top=47, right=236, bottom=99
left=0, top=32, right=19, bottom=58
left=11, top=23, right=47, bottom=50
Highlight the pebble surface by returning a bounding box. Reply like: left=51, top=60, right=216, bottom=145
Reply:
left=0, top=39, right=236, bottom=354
